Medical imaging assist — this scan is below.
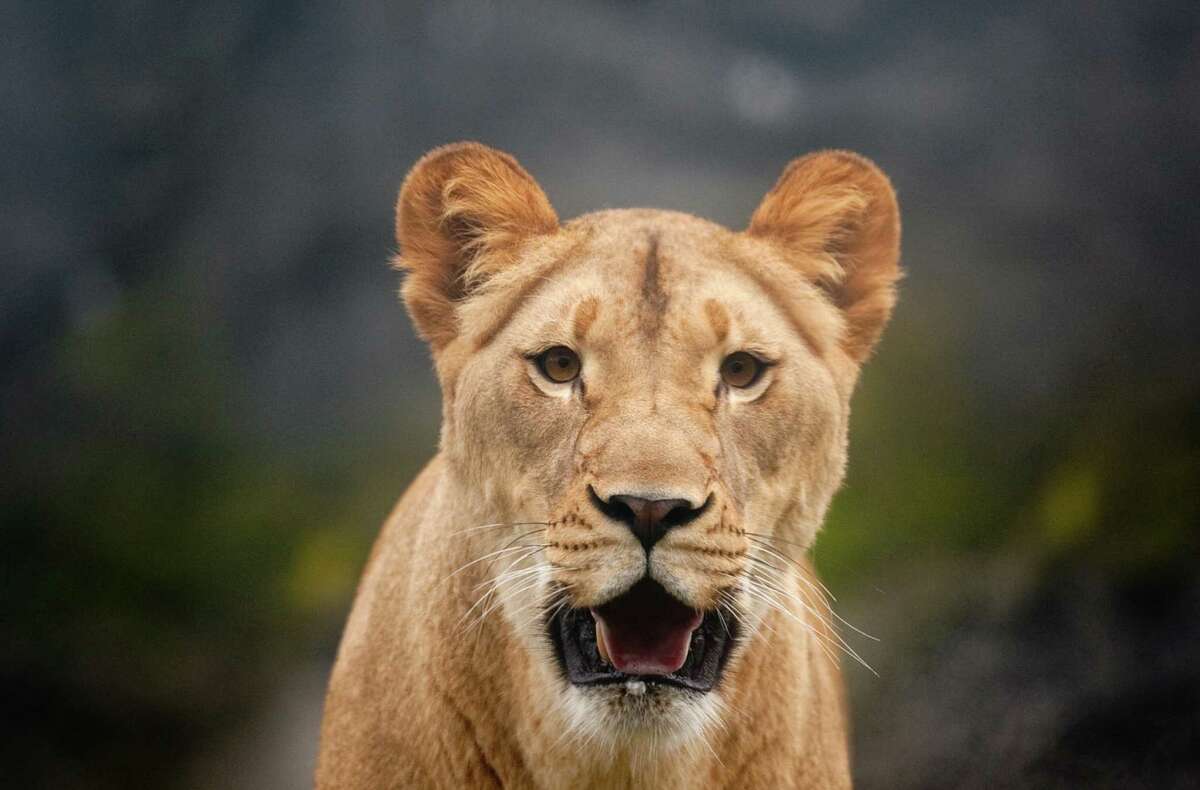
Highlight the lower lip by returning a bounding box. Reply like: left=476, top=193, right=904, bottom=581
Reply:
left=547, top=599, right=738, bottom=692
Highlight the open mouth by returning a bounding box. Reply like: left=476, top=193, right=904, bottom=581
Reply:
left=547, top=578, right=739, bottom=692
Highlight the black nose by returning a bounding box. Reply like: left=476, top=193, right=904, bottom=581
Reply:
left=589, top=488, right=710, bottom=551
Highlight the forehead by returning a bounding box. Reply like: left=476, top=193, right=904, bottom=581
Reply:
left=505, top=209, right=833, bottom=354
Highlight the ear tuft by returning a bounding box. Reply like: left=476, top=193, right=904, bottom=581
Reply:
left=395, top=142, right=557, bottom=350
left=748, top=150, right=901, bottom=362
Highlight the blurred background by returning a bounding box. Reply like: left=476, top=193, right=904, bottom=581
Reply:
left=3, top=1, right=1198, bottom=787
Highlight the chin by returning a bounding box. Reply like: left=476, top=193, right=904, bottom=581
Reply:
left=556, top=680, right=730, bottom=756
left=543, top=577, right=742, bottom=751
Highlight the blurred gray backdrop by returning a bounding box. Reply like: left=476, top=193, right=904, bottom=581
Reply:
left=3, top=1, right=1198, bottom=788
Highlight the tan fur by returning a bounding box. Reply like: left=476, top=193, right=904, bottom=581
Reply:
left=318, top=143, right=902, bottom=788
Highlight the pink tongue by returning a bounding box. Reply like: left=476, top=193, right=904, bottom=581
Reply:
left=591, top=579, right=703, bottom=675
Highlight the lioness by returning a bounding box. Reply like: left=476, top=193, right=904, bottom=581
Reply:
left=317, top=142, right=901, bottom=788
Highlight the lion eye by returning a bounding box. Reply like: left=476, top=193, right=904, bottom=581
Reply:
left=536, top=346, right=581, bottom=383
left=720, top=351, right=764, bottom=389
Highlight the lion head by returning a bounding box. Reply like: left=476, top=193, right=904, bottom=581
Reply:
left=394, top=142, right=900, bottom=749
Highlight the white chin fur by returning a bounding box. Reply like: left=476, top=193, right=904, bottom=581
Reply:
left=554, top=682, right=726, bottom=759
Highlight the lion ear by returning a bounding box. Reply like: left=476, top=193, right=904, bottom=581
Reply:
left=747, top=151, right=901, bottom=362
left=395, top=142, right=558, bottom=350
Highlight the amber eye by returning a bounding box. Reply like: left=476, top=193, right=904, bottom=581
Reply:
left=536, top=346, right=581, bottom=383
left=720, top=351, right=765, bottom=389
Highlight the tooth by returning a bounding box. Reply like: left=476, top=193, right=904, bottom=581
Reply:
left=596, top=624, right=611, bottom=665
left=592, top=613, right=611, bottom=665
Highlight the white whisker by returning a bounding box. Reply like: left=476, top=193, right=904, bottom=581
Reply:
left=446, top=521, right=550, bottom=538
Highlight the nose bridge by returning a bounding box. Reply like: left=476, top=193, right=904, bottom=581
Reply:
left=583, top=396, right=714, bottom=504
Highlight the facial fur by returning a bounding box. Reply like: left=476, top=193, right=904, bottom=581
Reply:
left=394, top=143, right=899, bottom=749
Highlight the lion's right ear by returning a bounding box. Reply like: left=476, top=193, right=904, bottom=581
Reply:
left=395, top=142, right=558, bottom=350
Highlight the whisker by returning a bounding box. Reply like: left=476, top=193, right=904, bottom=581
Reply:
left=746, top=535, right=840, bottom=601
left=742, top=584, right=841, bottom=666
left=744, top=531, right=810, bottom=552
left=442, top=543, right=548, bottom=584
left=744, top=567, right=877, bottom=675
left=714, top=606, right=733, bottom=639
left=462, top=572, right=546, bottom=635
left=446, top=521, right=550, bottom=538
left=496, top=527, right=550, bottom=553
left=470, top=559, right=542, bottom=590
left=745, top=547, right=880, bottom=643
left=456, top=550, right=542, bottom=628
left=545, top=592, right=572, bottom=623
left=748, top=569, right=859, bottom=656
left=746, top=539, right=817, bottom=581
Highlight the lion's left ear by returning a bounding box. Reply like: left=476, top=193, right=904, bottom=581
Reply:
left=747, top=150, right=901, bottom=362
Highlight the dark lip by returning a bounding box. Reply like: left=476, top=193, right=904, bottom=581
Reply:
left=546, top=581, right=740, bottom=693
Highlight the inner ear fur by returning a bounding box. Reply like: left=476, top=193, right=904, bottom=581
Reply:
left=747, top=150, right=902, bottom=362
left=395, top=142, right=558, bottom=350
